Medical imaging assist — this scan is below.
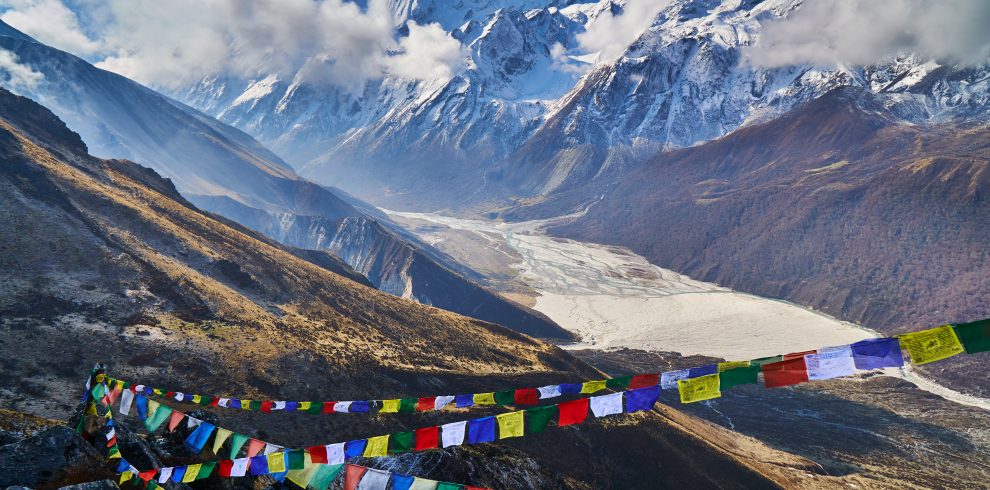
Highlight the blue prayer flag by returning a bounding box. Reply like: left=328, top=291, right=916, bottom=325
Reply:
left=285, top=401, right=297, bottom=412
left=345, top=439, right=367, bottom=459
left=115, top=459, right=130, bottom=473
left=392, top=474, right=415, bottom=490
left=184, top=422, right=215, bottom=452
left=350, top=401, right=370, bottom=412
left=468, top=416, right=496, bottom=444
left=455, top=394, right=474, bottom=408
left=558, top=383, right=582, bottom=395
left=625, top=386, right=661, bottom=413
left=171, top=466, right=186, bottom=483
left=688, top=364, right=718, bottom=378
left=230, top=399, right=242, bottom=409
left=249, top=455, right=269, bottom=476
left=135, top=395, right=148, bottom=420
left=851, top=338, right=904, bottom=369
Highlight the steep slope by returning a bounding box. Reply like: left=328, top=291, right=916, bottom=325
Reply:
left=0, top=19, right=571, bottom=340
left=549, top=87, right=990, bottom=394
left=0, top=88, right=813, bottom=489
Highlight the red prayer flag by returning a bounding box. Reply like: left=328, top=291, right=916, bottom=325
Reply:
left=138, top=470, right=157, bottom=482
left=106, top=436, right=116, bottom=448
left=344, top=464, right=367, bottom=490
left=762, top=357, right=809, bottom=388
left=209, top=397, right=220, bottom=407
left=514, top=388, right=539, bottom=405
left=218, top=460, right=234, bottom=477
left=165, top=391, right=175, bottom=398
left=630, top=373, right=660, bottom=389
left=558, top=398, right=590, bottom=426
left=414, top=426, right=439, bottom=451
left=260, top=400, right=273, bottom=413
left=308, top=446, right=329, bottom=464
left=416, top=397, right=436, bottom=411
left=783, top=350, right=816, bottom=360
left=322, top=401, right=336, bottom=414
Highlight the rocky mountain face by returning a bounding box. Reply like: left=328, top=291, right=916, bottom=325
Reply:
left=547, top=87, right=990, bottom=395
left=171, top=0, right=990, bottom=211
left=0, top=20, right=571, bottom=340
left=0, top=87, right=817, bottom=489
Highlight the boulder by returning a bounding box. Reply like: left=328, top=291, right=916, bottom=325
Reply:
left=0, top=427, right=111, bottom=489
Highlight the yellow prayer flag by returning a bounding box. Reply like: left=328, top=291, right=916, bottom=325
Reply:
left=118, top=471, right=132, bottom=484
left=380, top=399, right=401, bottom=413
left=147, top=399, right=160, bottom=418
left=267, top=452, right=287, bottom=473
left=95, top=374, right=106, bottom=383
left=364, top=435, right=389, bottom=458
left=581, top=380, right=606, bottom=394
left=241, top=399, right=253, bottom=410
left=298, top=402, right=312, bottom=411
left=718, top=361, right=750, bottom=372
left=153, top=388, right=164, bottom=396
left=192, top=395, right=202, bottom=404
left=286, top=453, right=316, bottom=488
left=473, top=393, right=495, bottom=405
left=212, top=428, right=232, bottom=454
left=677, top=374, right=721, bottom=404
left=182, top=464, right=201, bottom=483
left=496, top=411, right=525, bottom=439
left=86, top=403, right=98, bottom=415
left=899, top=325, right=965, bottom=365
left=114, top=379, right=124, bottom=390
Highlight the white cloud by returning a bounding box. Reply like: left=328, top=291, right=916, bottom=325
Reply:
left=0, top=47, right=43, bottom=90
left=1, top=0, right=466, bottom=89
left=746, top=0, right=990, bottom=67
left=575, top=0, right=669, bottom=63
left=0, top=0, right=101, bottom=55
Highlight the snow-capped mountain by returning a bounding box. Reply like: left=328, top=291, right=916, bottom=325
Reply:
left=171, top=0, right=990, bottom=211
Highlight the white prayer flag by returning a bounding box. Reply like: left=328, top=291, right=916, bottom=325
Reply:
left=218, top=398, right=231, bottom=408
left=187, top=417, right=202, bottom=429
left=410, top=478, right=440, bottom=490
left=661, top=370, right=690, bottom=390
left=157, top=467, right=172, bottom=484
left=326, top=443, right=345, bottom=465
left=119, top=390, right=134, bottom=415
left=441, top=421, right=467, bottom=448
left=274, top=401, right=286, bottom=410
left=230, top=458, right=249, bottom=477
left=537, top=385, right=562, bottom=399
left=135, top=385, right=145, bottom=393
left=264, top=444, right=281, bottom=455
left=590, top=392, right=623, bottom=417
left=174, top=393, right=184, bottom=401
left=434, top=395, right=455, bottom=410
left=335, top=401, right=353, bottom=413
left=805, top=347, right=856, bottom=381
left=357, top=468, right=390, bottom=490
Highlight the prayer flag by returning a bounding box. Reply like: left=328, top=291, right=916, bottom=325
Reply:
left=118, top=471, right=133, bottom=485
left=138, top=469, right=157, bottom=482
left=718, top=361, right=750, bottom=372
left=119, top=390, right=134, bottom=415
left=417, top=397, right=436, bottom=411
left=411, top=478, right=440, bottom=490
left=286, top=454, right=317, bottom=489
left=287, top=450, right=306, bottom=470
left=525, top=405, right=557, bottom=433
left=157, top=467, right=172, bottom=484
left=954, top=319, right=990, bottom=353
left=345, top=464, right=367, bottom=490
left=350, top=401, right=370, bottom=413
left=455, top=394, right=474, bottom=408
left=184, top=422, right=215, bottom=452
left=625, top=386, right=660, bottom=413
left=197, top=461, right=215, bottom=479
left=218, top=460, right=233, bottom=478
left=267, top=452, right=287, bottom=473
left=762, top=357, right=809, bottom=388
left=309, top=464, right=344, bottom=490
left=441, top=421, right=466, bottom=448
left=899, top=325, right=964, bottom=365
left=171, top=467, right=187, bottom=483
left=751, top=355, right=783, bottom=366
left=249, top=455, right=269, bottom=476
left=678, top=374, right=721, bottom=403
left=805, top=347, right=855, bottom=381
left=784, top=350, right=816, bottom=360
left=414, top=426, right=440, bottom=451
left=719, top=365, right=760, bottom=391
left=581, top=380, right=606, bottom=394
left=261, top=401, right=273, bottom=413
left=473, top=393, right=495, bottom=405
left=558, top=398, right=590, bottom=426
left=629, top=374, right=660, bottom=389
left=144, top=401, right=171, bottom=432
left=335, top=401, right=353, bottom=413
left=606, top=376, right=632, bottom=390
left=230, top=433, right=248, bottom=459
left=248, top=400, right=261, bottom=411
left=213, top=428, right=232, bottom=455
left=364, top=435, right=389, bottom=458
left=494, top=390, right=515, bottom=405
left=327, top=442, right=346, bottom=465
left=308, top=445, right=328, bottom=464
left=514, top=388, right=539, bottom=405
left=435, top=395, right=455, bottom=410
left=496, top=411, right=524, bottom=439
left=182, top=465, right=200, bottom=483
left=558, top=383, right=582, bottom=395
left=468, top=416, right=496, bottom=444
left=357, top=468, right=390, bottom=490
left=230, top=458, right=250, bottom=477
left=380, top=399, right=400, bottom=413
left=346, top=439, right=367, bottom=459
left=590, top=392, right=623, bottom=417
left=850, top=338, right=904, bottom=369
left=390, top=431, right=413, bottom=454
left=392, top=475, right=415, bottom=490
left=321, top=402, right=334, bottom=413
left=688, top=364, right=718, bottom=378
left=247, top=438, right=265, bottom=457
left=661, top=370, right=689, bottom=390
left=437, top=483, right=464, bottom=490
left=400, top=398, right=417, bottom=413
left=537, top=385, right=562, bottom=399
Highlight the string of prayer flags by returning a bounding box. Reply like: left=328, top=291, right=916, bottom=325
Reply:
left=953, top=318, right=990, bottom=353
left=898, top=325, right=965, bottom=365
left=849, top=338, right=904, bottom=369
left=762, top=357, right=809, bottom=388
left=805, top=346, right=856, bottom=381
left=677, top=374, right=721, bottom=403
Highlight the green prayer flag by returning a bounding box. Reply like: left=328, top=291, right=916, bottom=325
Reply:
left=954, top=319, right=990, bottom=353
left=308, top=464, right=344, bottom=490
left=91, top=383, right=106, bottom=400
left=437, top=483, right=464, bottom=490
left=751, top=355, right=783, bottom=366
left=399, top=398, right=417, bottom=413
left=147, top=480, right=158, bottom=490
left=122, top=381, right=131, bottom=389
left=197, top=396, right=211, bottom=406
left=248, top=400, right=262, bottom=411
left=306, top=403, right=323, bottom=414
left=229, top=433, right=249, bottom=458
left=144, top=403, right=172, bottom=432
left=494, top=390, right=515, bottom=405
left=525, top=405, right=557, bottom=434
left=605, top=376, right=632, bottom=389
left=287, top=450, right=306, bottom=470
left=197, top=461, right=216, bottom=479
left=719, top=365, right=761, bottom=391
left=390, top=431, right=413, bottom=454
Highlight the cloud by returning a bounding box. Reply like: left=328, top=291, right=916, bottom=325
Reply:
left=575, top=0, right=669, bottom=63
left=0, top=0, right=101, bottom=55
left=1, top=0, right=466, bottom=89
left=0, top=47, right=43, bottom=90
left=746, top=0, right=990, bottom=67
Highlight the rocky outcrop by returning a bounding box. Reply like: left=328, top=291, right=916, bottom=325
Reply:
left=0, top=427, right=112, bottom=489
